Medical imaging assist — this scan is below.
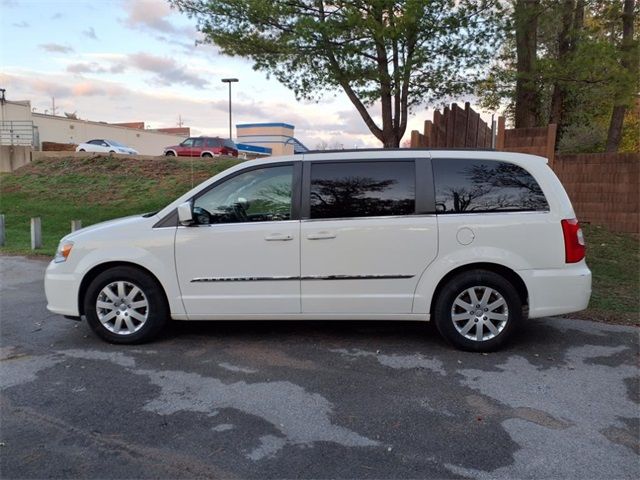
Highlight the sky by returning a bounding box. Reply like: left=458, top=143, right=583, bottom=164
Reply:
left=0, top=0, right=487, bottom=149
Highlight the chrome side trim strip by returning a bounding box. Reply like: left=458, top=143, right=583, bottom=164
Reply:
left=191, top=274, right=414, bottom=283
left=302, top=274, right=414, bottom=280
left=192, top=276, right=298, bottom=283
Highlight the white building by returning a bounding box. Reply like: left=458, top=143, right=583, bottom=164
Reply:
left=0, top=98, right=188, bottom=171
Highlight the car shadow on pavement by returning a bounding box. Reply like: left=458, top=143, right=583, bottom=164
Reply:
left=158, top=317, right=549, bottom=354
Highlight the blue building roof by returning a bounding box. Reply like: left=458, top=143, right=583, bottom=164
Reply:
left=236, top=143, right=272, bottom=155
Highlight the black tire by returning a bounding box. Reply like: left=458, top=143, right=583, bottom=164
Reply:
left=79, top=149, right=85, bottom=152
left=202, top=152, right=213, bottom=158
left=84, top=266, right=168, bottom=344
left=109, top=150, right=116, bottom=153
left=433, top=269, right=522, bottom=352
left=165, top=151, right=175, bottom=156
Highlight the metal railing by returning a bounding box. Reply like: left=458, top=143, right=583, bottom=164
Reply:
left=0, top=121, right=35, bottom=146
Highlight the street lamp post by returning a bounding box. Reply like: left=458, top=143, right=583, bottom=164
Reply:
left=221, top=78, right=238, bottom=140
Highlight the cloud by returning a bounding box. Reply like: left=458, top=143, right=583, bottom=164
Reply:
left=122, top=0, right=174, bottom=32
left=71, top=82, right=126, bottom=97
left=336, top=109, right=378, bottom=136
left=121, top=0, right=198, bottom=42
left=1, top=72, right=128, bottom=100
left=127, top=52, right=208, bottom=88
left=12, top=20, right=29, bottom=28
left=67, top=62, right=125, bottom=75
left=65, top=52, right=207, bottom=88
left=39, top=43, right=74, bottom=54
left=82, top=27, right=98, bottom=40
left=51, top=12, right=63, bottom=20
left=1, top=73, right=73, bottom=99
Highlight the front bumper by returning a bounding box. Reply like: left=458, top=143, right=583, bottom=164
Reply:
left=519, top=263, right=592, bottom=318
left=44, top=260, right=81, bottom=317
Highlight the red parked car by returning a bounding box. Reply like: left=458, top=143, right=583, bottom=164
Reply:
left=164, top=137, right=238, bottom=157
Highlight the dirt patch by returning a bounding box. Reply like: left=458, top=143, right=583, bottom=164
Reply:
left=562, top=310, right=639, bottom=327
left=601, top=426, right=640, bottom=454
left=466, top=394, right=572, bottom=429
left=224, top=344, right=318, bottom=371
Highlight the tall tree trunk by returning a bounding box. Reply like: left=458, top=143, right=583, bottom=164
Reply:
left=514, top=0, right=540, bottom=128
left=549, top=0, right=579, bottom=142
left=606, top=0, right=636, bottom=152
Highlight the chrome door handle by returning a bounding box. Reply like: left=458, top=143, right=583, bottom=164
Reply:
left=264, top=233, right=293, bottom=241
left=306, top=231, right=336, bottom=240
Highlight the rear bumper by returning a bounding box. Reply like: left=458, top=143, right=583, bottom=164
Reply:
left=44, top=260, right=81, bottom=317
left=519, top=263, right=592, bottom=318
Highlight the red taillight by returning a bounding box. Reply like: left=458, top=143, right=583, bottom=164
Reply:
left=561, top=219, right=586, bottom=263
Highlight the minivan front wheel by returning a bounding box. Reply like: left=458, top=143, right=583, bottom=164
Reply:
left=433, top=270, right=522, bottom=352
left=84, top=266, right=168, bottom=344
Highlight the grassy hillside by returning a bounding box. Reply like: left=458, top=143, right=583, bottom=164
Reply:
left=0, top=154, right=240, bottom=255
left=0, top=154, right=637, bottom=324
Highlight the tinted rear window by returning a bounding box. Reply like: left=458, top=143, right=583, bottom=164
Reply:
left=309, top=161, right=415, bottom=219
left=433, top=158, right=548, bottom=213
left=206, top=138, right=222, bottom=147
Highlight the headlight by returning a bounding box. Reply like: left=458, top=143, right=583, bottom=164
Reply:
left=54, top=241, right=74, bottom=263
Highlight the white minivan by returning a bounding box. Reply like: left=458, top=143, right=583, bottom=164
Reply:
left=45, top=150, right=591, bottom=351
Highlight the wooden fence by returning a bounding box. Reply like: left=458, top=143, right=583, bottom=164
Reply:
left=411, top=102, right=493, bottom=149
left=554, top=153, right=639, bottom=235
left=410, top=103, right=558, bottom=163
left=42, top=141, right=76, bottom=152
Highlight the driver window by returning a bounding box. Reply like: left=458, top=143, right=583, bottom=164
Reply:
left=192, top=165, right=293, bottom=224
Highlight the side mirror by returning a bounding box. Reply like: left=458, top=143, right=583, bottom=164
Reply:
left=177, top=202, right=194, bottom=225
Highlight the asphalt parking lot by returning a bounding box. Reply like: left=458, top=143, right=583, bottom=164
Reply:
left=1, top=255, right=638, bottom=479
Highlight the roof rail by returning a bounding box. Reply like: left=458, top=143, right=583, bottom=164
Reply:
left=302, top=147, right=496, bottom=154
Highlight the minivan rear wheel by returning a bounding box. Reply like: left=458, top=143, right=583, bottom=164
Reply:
left=433, top=270, right=522, bottom=352
left=84, top=266, right=168, bottom=344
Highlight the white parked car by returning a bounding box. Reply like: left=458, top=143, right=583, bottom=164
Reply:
left=76, top=139, right=139, bottom=155
left=45, top=149, right=591, bottom=351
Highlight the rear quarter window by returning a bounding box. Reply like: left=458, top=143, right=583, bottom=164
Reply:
left=433, top=158, right=548, bottom=213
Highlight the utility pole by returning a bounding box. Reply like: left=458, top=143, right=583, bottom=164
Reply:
left=51, top=97, right=58, bottom=116
left=221, top=78, right=239, bottom=140
left=177, top=114, right=184, bottom=127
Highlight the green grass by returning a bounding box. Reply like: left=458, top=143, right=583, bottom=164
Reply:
left=0, top=154, right=240, bottom=255
left=1, top=155, right=638, bottom=325
left=574, top=224, right=639, bottom=324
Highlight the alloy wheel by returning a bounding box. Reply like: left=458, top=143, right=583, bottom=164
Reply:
left=451, top=286, right=509, bottom=342
left=96, top=281, right=149, bottom=335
